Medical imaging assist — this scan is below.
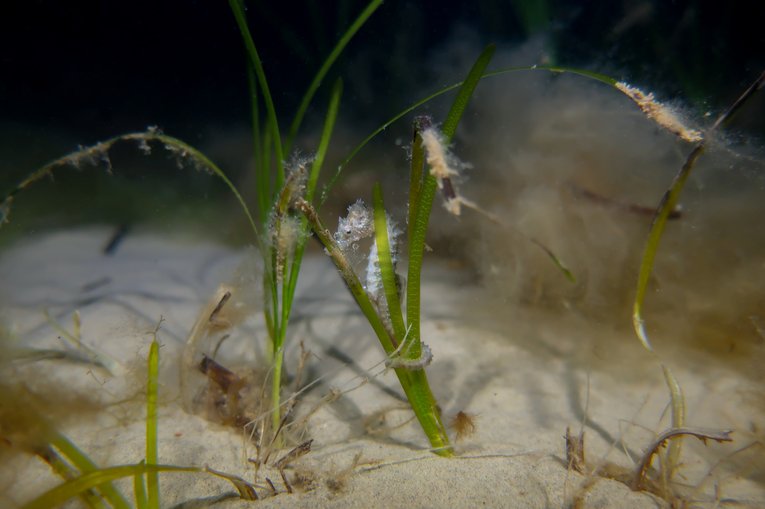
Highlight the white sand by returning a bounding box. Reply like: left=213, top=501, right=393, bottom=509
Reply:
left=1, top=228, right=763, bottom=508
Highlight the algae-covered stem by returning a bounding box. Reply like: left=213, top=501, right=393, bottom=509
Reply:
left=294, top=44, right=495, bottom=455
left=296, top=199, right=398, bottom=355
left=296, top=198, right=452, bottom=455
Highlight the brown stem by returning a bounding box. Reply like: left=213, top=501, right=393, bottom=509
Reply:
left=631, top=427, right=733, bottom=490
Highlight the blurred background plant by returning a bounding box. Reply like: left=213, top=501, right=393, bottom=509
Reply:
left=2, top=0, right=762, bottom=241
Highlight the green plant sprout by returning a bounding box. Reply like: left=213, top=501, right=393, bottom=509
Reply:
left=145, top=327, right=160, bottom=509
left=20, top=324, right=259, bottom=509
left=227, top=0, right=383, bottom=440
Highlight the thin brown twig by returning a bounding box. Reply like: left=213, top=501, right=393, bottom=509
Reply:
left=208, top=291, right=232, bottom=323
left=632, top=427, right=733, bottom=491
left=711, top=70, right=765, bottom=131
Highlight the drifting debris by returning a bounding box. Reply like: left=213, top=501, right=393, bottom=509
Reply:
left=385, top=342, right=432, bottom=371
left=275, top=439, right=314, bottom=494
left=102, top=224, right=131, bottom=256
left=365, top=213, right=402, bottom=305
left=615, top=82, right=703, bottom=143
left=325, top=452, right=364, bottom=493
left=450, top=411, right=478, bottom=442
left=565, top=427, right=585, bottom=474
left=334, top=199, right=374, bottom=252
left=420, top=127, right=474, bottom=216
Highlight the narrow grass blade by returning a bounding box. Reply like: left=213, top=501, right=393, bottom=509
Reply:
left=204, top=466, right=259, bottom=500
left=405, top=174, right=437, bottom=342
left=146, top=338, right=160, bottom=509
left=286, top=0, right=382, bottom=150
left=134, top=461, right=148, bottom=509
left=396, top=47, right=496, bottom=458
left=441, top=44, right=495, bottom=140
left=401, top=368, right=452, bottom=456
left=22, top=464, right=199, bottom=509
left=228, top=0, right=284, bottom=186
left=271, top=78, right=343, bottom=433
left=246, top=62, right=271, bottom=224
left=632, top=71, right=764, bottom=352
left=23, top=462, right=260, bottom=509
left=321, top=62, right=615, bottom=206
left=529, top=238, right=576, bottom=283
left=36, top=445, right=106, bottom=509
left=407, top=44, right=495, bottom=336
left=632, top=145, right=704, bottom=351
left=306, top=78, right=343, bottom=204
left=283, top=78, right=343, bottom=319
left=661, top=364, right=686, bottom=477
left=260, top=127, right=274, bottom=223
left=407, top=124, right=427, bottom=246
left=710, top=70, right=765, bottom=131
left=0, top=131, right=260, bottom=243
left=372, top=183, right=406, bottom=340
left=47, top=432, right=130, bottom=509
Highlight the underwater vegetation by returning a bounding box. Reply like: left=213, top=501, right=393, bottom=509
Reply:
left=1, top=0, right=764, bottom=507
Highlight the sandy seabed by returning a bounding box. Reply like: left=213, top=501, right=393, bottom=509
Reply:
left=0, top=228, right=763, bottom=508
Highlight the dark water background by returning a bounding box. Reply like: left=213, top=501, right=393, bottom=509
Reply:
left=1, top=0, right=763, bottom=235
